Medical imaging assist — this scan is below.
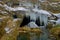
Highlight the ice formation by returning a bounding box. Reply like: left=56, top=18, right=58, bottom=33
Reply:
left=28, top=22, right=38, bottom=28
left=0, top=3, right=28, bottom=11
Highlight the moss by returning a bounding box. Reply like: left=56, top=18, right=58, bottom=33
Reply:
left=0, top=19, right=20, bottom=40
left=50, top=25, right=60, bottom=40
left=54, top=25, right=60, bottom=27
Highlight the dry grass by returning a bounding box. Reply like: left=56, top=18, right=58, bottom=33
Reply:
left=50, top=25, right=60, bottom=40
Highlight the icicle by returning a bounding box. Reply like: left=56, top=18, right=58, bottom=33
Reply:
left=30, top=13, right=36, bottom=22
left=44, top=15, right=46, bottom=27
left=27, top=12, right=37, bottom=28
left=42, top=14, right=44, bottom=26
left=46, top=15, right=48, bottom=26
left=43, top=15, right=48, bottom=27
left=39, top=13, right=42, bottom=26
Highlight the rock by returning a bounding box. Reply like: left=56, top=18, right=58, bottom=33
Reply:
left=1, top=18, right=21, bottom=40
left=27, top=22, right=39, bottom=28
left=19, top=26, right=31, bottom=33
left=50, top=26, right=60, bottom=40
left=0, top=16, right=12, bottom=39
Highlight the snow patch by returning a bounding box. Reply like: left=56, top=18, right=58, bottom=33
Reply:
left=54, top=13, right=60, bottom=18
left=32, top=9, right=51, bottom=16
left=4, top=27, right=13, bottom=33
left=0, top=4, right=28, bottom=11
left=56, top=19, right=60, bottom=24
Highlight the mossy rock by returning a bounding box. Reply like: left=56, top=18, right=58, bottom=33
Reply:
left=50, top=26, right=60, bottom=40
left=46, top=23, right=53, bottom=30
left=19, top=26, right=42, bottom=34
left=19, top=26, right=31, bottom=33
left=0, top=19, right=20, bottom=40
left=1, top=27, right=19, bottom=40
left=0, top=16, right=13, bottom=39
left=48, top=0, right=60, bottom=2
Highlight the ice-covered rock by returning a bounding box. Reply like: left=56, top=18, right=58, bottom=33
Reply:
left=32, top=9, right=51, bottom=16
left=5, top=6, right=28, bottom=11
left=49, top=19, right=60, bottom=25
left=28, top=22, right=38, bottom=28
left=39, top=0, right=47, bottom=2
left=56, top=19, right=60, bottom=24
left=34, top=9, right=49, bottom=27
left=54, top=13, right=60, bottom=18
left=0, top=3, right=28, bottom=11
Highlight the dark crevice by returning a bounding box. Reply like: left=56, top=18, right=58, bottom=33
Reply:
left=13, top=14, right=17, bottom=18
left=36, top=17, right=44, bottom=26
left=35, top=17, right=40, bottom=26
left=20, top=15, right=30, bottom=27
left=58, top=33, right=60, bottom=38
